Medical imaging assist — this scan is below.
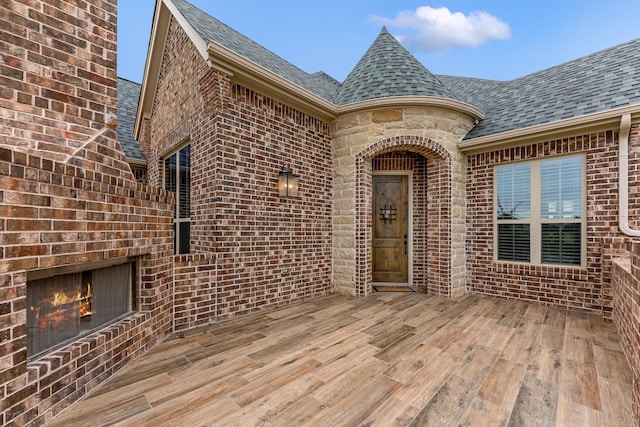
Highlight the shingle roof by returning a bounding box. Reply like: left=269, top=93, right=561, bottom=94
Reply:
left=166, top=0, right=640, bottom=141
left=439, top=38, right=640, bottom=139
left=332, top=28, right=456, bottom=105
left=116, top=78, right=146, bottom=161
left=171, top=0, right=340, bottom=101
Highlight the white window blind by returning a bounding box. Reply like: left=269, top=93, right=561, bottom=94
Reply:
left=496, top=163, right=531, bottom=262
left=495, top=155, right=584, bottom=267
left=164, top=144, right=191, bottom=255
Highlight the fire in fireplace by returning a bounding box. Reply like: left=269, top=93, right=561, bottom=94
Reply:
left=27, top=262, right=134, bottom=358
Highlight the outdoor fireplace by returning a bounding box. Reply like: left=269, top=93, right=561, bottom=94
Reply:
left=27, top=262, right=134, bottom=358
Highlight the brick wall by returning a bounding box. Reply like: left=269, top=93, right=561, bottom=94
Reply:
left=0, top=1, right=175, bottom=425
left=214, top=83, right=333, bottom=317
left=147, top=19, right=207, bottom=169
left=174, top=253, right=216, bottom=330
left=466, top=128, right=639, bottom=312
left=612, top=121, right=640, bottom=423
left=629, top=124, right=640, bottom=230
left=612, top=241, right=640, bottom=423
left=0, top=140, right=175, bottom=426
left=0, top=0, right=120, bottom=161
left=142, top=17, right=333, bottom=328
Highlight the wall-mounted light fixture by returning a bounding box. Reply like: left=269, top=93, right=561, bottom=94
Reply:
left=278, top=165, right=300, bottom=198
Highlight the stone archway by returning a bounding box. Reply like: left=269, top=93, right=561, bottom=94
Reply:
left=355, top=136, right=455, bottom=297
left=330, top=105, right=477, bottom=298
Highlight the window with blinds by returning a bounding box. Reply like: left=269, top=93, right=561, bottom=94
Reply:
left=164, top=143, right=191, bottom=255
left=496, top=163, right=531, bottom=262
left=495, top=155, right=584, bottom=267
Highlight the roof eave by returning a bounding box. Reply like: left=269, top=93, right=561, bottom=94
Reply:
left=207, top=42, right=337, bottom=122
left=126, top=157, right=147, bottom=166
left=335, top=96, right=485, bottom=121
left=459, top=104, right=640, bottom=154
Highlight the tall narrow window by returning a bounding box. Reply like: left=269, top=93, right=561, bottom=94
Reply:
left=495, top=155, right=584, bottom=267
left=539, top=156, right=582, bottom=265
left=164, top=144, right=191, bottom=254
left=496, top=163, right=531, bottom=262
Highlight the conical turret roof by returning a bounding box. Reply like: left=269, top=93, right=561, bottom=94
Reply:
left=332, top=28, right=457, bottom=105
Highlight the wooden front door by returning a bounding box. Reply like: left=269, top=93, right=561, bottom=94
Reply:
left=372, top=175, right=409, bottom=283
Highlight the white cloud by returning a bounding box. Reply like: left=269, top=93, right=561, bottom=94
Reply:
left=371, top=6, right=511, bottom=52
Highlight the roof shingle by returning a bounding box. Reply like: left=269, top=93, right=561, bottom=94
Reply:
left=116, top=78, right=146, bottom=161
left=159, top=0, right=640, bottom=141
left=171, top=0, right=340, bottom=100
left=439, top=38, right=640, bottom=139
left=332, top=28, right=457, bottom=105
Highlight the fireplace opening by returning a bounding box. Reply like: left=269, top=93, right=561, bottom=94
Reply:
left=27, top=262, right=135, bottom=359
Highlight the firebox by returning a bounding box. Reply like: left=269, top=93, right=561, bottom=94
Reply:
left=27, top=262, right=134, bottom=358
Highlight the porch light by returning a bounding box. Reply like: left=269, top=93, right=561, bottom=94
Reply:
left=278, top=165, right=300, bottom=198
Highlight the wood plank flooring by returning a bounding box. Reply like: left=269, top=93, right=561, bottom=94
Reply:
left=49, top=293, right=635, bottom=426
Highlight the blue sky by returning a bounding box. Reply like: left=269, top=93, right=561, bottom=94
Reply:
left=118, top=0, right=640, bottom=84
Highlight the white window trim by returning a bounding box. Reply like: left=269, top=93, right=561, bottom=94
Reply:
left=493, top=154, right=586, bottom=268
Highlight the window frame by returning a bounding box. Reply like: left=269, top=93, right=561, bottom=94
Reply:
left=493, top=154, right=586, bottom=268
left=162, top=140, right=191, bottom=255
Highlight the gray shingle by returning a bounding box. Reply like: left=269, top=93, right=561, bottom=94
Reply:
left=116, top=78, right=146, bottom=161
left=438, top=38, right=640, bottom=139
left=167, top=0, right=640, bottom=141
left=332, top=28, right=457, bottom=105
left=171, top=0, right=340, bottom=100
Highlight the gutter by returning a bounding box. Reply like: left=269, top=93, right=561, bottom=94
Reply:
left=336, top=96, right=484, bottom=121
left=206, top=42, right=337, bottom=122
left=459, top=104, right=640, bottom=153
left=618, top=113, right=640, bottom=237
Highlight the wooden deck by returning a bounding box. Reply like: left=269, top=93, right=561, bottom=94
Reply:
left=49, top=293, right=634, bottom=426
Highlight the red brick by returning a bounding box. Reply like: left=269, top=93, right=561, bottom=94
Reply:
left=0, top=1, right=174, bottom=424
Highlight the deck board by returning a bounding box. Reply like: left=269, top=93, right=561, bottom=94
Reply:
left=49, top=293, right=634, bottom=426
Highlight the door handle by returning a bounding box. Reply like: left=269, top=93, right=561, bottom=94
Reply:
left=403, top=234, right=407, bottom=254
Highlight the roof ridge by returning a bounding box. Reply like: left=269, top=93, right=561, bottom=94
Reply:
left=170, top=0, right=340, bottom=100
left=117, top=76, right=142, bottom=85
left=332, top=27, right=458, bottom=105
left=511, top=37, right=640, bottom=83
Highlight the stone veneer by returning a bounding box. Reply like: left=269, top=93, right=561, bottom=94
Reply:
left=331, top=106, right=476, bottom=296
left=2, top=0, right=639, bottom=424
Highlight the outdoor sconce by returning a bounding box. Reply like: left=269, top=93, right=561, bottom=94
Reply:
left=278, top=165, right=300, bottom=198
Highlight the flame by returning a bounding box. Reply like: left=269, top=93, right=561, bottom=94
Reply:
left=52, top=291, right=82, bottom=306
left=80, top=282, right=94, bottom=317
left=30, top=282, right=94, bottom=327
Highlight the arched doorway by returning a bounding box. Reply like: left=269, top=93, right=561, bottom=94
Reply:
left=371, top=153, right=420, bottom=289
left=355, top=137, right=454, bottom=297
